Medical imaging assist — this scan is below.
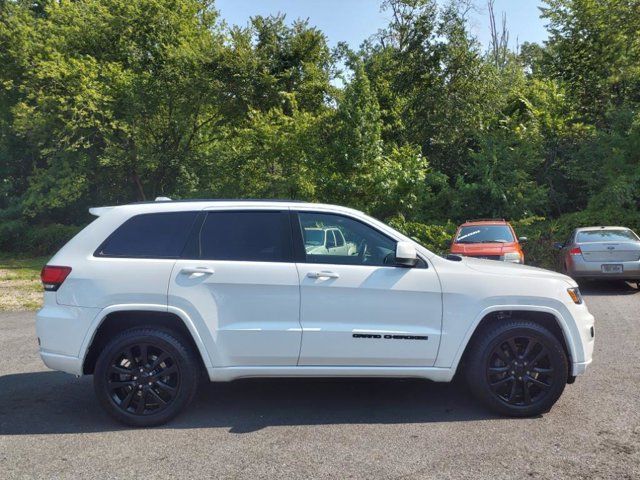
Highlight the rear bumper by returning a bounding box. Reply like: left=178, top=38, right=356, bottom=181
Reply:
left=40, top=351, right=83, bottom=376
left=567, top=257, right=640, bottom=280
left=36, top=303, right=100, bottom=375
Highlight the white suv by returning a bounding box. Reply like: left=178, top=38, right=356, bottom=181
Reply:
left=36, top=200, right=595, bottom=426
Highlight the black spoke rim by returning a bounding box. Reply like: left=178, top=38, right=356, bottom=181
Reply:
left=107, top=343, right=180, bottom=416
left=486, top=335, right=554, bottom=407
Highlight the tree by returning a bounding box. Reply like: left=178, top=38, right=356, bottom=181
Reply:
left=542, top=0, right=640, bottom=123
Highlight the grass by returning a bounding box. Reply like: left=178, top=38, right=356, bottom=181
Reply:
left=0, top=256, right=48, bottom=311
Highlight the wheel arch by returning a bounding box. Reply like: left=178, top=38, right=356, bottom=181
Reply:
left=81, top=304, right=212, bottom=375
left=452, top=306, right=576, bottom=379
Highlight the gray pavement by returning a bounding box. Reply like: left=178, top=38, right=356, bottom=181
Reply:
left=1, top=281, right=639, bottom=479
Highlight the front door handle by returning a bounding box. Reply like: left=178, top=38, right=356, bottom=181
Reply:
left=307, top=271, right=340, bottom=279
left=180, top=267, right=215, bottom=275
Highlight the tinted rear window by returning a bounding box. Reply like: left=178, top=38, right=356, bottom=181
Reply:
left=577, top=229, right=639, bottom=243
left=96, top=212, right=198, bottom=258
left=455, top=225, right=515, bottom=243
left=198, top=211, right=293, bottom=262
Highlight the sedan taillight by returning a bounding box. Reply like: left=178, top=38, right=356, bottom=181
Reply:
left=569, top=247, right=582, bottom=256
left=40, top=265, right=72, bottom=291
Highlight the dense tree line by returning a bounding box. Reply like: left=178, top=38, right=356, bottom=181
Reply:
left=0, top=0, right=639, bottom=263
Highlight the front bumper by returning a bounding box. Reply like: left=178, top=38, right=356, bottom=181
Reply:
left=569, top=307, right=595, bottom=377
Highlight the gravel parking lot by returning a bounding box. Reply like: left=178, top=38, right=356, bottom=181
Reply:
left=1, top=282, right=639, bottom=479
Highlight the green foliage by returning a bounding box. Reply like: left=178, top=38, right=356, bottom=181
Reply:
left=0, top=220, right=81, bottom=256
left=1, top=0, right=639, bottom=264
left=388, top=216, right=457, bottom=255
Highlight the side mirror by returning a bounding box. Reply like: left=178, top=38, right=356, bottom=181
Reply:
left=553, top=242, right=564, bottom=250
left=518, top=236, right=528, bottom=244
left=395, top=241, right=418, bottom=267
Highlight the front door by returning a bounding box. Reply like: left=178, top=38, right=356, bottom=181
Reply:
left=293, top=211, right=442, bottom=367
left=169, top=209, right=301, bottom=367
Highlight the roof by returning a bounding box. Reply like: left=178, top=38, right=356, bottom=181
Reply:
left=89, top=198, right=362, bottom=217
left=129, top=198, right=309, bottom=205
left=575, top=226, right=633, bottom=232
left=461, top=218, right=509, bottom=226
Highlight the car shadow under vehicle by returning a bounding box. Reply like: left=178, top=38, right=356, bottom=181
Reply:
left=578, top=280, right=639, bottom=296
left=0, top=372, right=502, bottom=435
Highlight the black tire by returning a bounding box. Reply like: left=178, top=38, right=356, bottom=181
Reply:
left=94, top=327, right=199, bottom=427
left=465, top=320, right=568, bottom=417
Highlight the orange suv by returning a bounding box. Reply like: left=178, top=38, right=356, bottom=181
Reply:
left=450, top=219, right=526, bottom=264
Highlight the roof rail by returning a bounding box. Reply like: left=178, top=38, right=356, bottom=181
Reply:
left=129, top=198, right=309, bottom=205
left=465, top=218, right=506, bottom=223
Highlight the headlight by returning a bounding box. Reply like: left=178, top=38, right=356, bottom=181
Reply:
left=502, top=252, right=523, bottom=263
left=567, top=287, right=583, bottom=304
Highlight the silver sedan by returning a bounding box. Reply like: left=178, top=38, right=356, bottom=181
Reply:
left=555, top=226, right=640, bottom=284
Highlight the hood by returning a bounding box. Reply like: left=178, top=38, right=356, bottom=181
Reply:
left=463, top=257, right=576, bottom=286
left=451, top=243, right=516, bottom=255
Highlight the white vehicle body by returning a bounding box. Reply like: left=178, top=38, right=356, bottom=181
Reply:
left=36, top=200, right=595, bottom=384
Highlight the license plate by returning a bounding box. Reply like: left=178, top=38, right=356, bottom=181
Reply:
left=601, top=264, right=623, bottom=273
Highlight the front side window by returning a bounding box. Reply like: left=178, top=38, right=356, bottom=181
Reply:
left=455, top=225, right=515, bottom=244
left=297, top=212, right=396, bottom=266
left=198, top=211, right=293, bottom=262
left=96, top=212, right=198, bottom=258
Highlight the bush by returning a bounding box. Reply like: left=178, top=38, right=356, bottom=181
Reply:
left=388, top=217, right=457, bottom=255
left=0, top=220, right=82, bottom=257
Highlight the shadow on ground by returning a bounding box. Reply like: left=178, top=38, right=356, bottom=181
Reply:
left=579, top=280, right=639, bottom=296
left=0, top=372, right=498, bottom=435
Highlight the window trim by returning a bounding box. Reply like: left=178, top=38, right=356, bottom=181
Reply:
left=94, top=211, right=200, bottom=259
left=181, top=209, right=295, bottom=263
left=291, top=210, right=427, bottom=268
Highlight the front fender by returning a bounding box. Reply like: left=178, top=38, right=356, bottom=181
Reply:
left=437, top=302, right=583, bottom=375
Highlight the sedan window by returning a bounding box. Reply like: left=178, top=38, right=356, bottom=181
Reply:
left=577, top=229, right=639, bottom=243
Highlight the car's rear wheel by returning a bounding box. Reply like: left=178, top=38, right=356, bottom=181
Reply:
left=94, top=327, right=199, bottom=427
left=465, top=320, right=568, bottom=417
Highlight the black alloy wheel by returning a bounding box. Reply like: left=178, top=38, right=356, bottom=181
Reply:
left=465, top=320, right=568, bottom=417
left=486, top=336, right=554, bottom=406
left=106, top=343, right=179, bottom=416
left=94, top=328, right=199, bottom=427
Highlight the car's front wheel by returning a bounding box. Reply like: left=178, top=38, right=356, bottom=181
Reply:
left=94, top=327, right=200, bottom=427
left=465, top=320, right=568, bottom=417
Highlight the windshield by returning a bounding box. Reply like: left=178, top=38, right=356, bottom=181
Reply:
left=455, top=225, right=515, bottom=244
left=577, top=229, right=639, bottom=243
left=303, top=229, right=325, bottom=246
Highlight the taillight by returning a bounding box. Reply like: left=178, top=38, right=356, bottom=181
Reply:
left=569, top=247, right=582, bottom=256
left=40, top=265, right=72, bottom=291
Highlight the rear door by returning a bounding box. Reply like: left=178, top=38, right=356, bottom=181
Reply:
left=168, top=209, right=302, bottom=367
left=292, top=210, right=442, bottom=367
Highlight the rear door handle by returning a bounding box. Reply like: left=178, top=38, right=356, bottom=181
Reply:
left=307, top=271, right=340, bottom=279
left=180, top=267, right=215, bottom=275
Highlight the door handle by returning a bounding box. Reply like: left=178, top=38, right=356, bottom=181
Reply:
left=180, top=267, right=215, bottom=275
left=307, top=271, right=340, bottom=279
